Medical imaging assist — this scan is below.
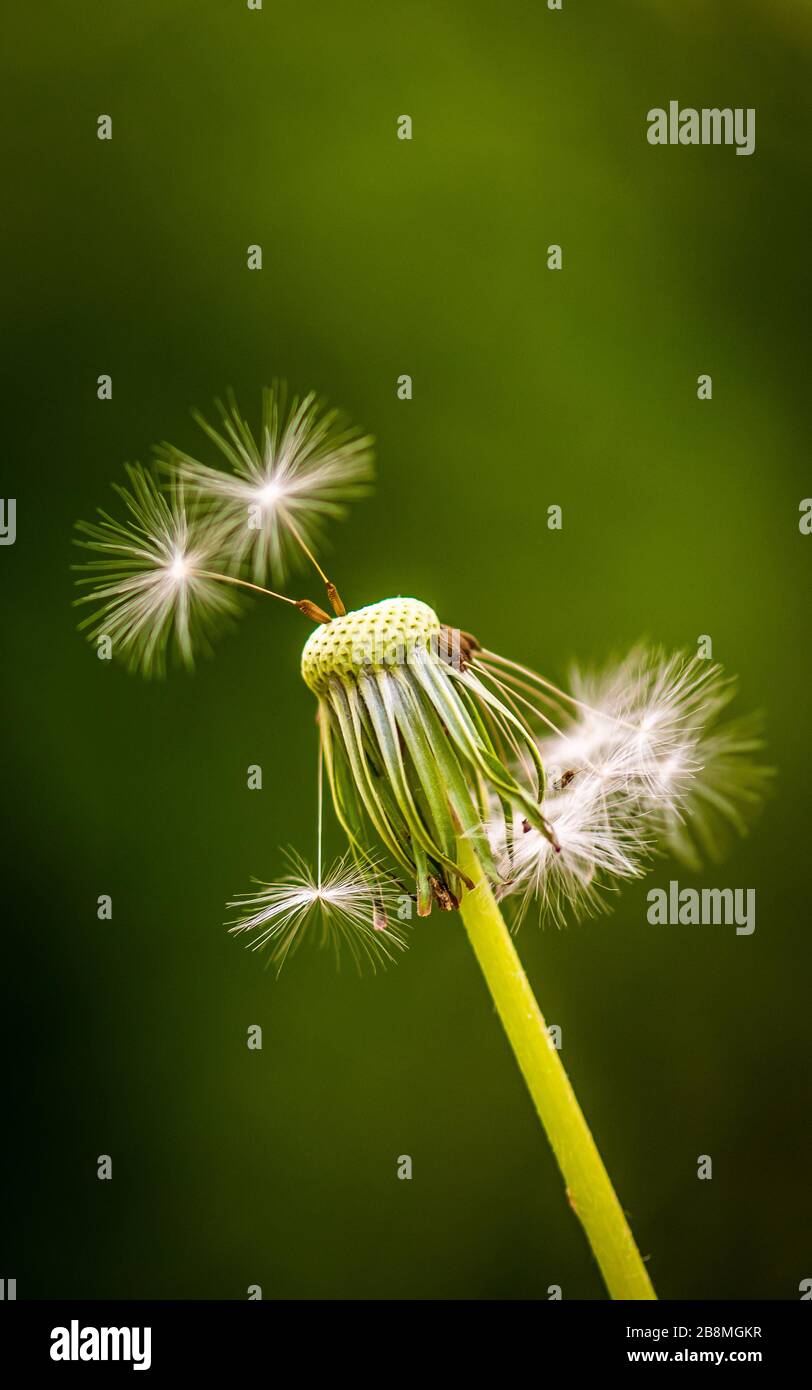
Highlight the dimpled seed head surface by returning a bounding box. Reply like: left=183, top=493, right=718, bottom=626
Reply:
left=301, top=597, right=441, bottom=695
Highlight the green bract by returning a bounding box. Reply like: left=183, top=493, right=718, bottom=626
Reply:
left=301, top=596, right=552, bottom=915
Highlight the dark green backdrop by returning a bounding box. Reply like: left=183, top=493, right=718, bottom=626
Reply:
left=2, top=0, right=810, bottom=1299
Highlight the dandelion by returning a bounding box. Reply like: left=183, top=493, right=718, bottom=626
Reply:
left=75, top=381, right=771, bottom=1301
left=155, top=383, right=374, bottom=604
left=563, top=648, right=772, bottom=867
left=301, top=599, right=556, bottom=918
left=227, top=849, right=408, bottom=974
left=73, top=464, right=335, bottom=677
left=493, top=777, right=651, bottom=928
left=227, top=743, right=408, bottom=974
left=474, top=645, right=770, bottom=916
left=73, top=465, right=243, bottom=677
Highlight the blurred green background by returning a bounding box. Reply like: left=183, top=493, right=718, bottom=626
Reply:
left=1, top=0, right=810, bottom=1300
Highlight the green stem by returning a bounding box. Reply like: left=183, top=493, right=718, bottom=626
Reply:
left=456, top=836, right=656, bottom=1301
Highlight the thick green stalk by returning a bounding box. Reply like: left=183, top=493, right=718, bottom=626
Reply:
left=456, top=836, right=656, bottom=1300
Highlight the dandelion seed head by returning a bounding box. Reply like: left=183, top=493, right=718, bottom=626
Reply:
left=226, top=851, right=408, bottom=974
left=563, top=647, right=770, bottom=856
left=492, top=767, right=651, bottom=927
left=157, top=384, right=374, bottom=584
left=475, top=641, right=769, bottom=925
left=73, top=465, right=238, bottom=677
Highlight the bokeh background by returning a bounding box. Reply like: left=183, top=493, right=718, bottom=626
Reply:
left=1, top=0, right=810, bottom=1300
